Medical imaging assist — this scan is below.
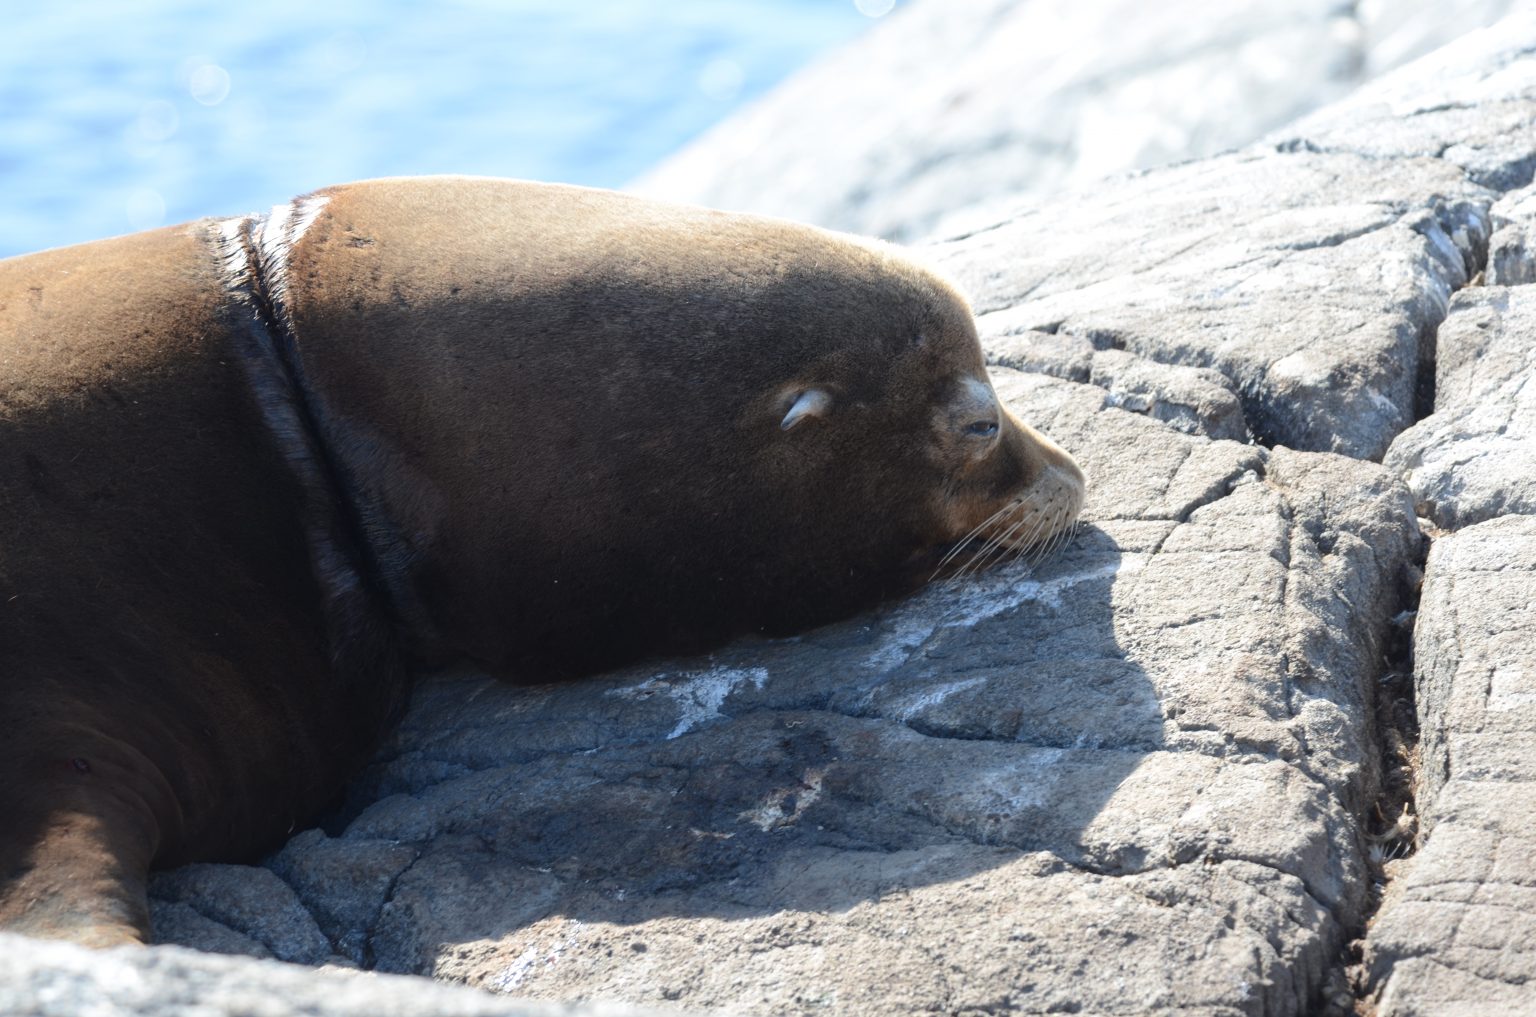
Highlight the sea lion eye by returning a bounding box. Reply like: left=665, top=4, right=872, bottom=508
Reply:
left=965, top=420, right=999, bottom=439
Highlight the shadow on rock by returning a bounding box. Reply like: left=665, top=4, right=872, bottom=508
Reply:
left=307, top=525, right=1152, bottom=979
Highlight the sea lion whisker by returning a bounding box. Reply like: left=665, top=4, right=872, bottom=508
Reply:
left=932, top=500, right=1024, bottom=579
left=1027, top=516, right=1066, bottom=567
left=1005, top=513, right=1057, bottom=571
left=1030, top=512, right=1079, bottom=566
left=955, top=505, right=1037, bottom=579
left=947, top=500, right=1023, bottom=560
left=958, top=509, right=1044, bottom=580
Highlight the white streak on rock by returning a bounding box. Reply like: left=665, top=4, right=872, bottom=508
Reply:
left=895, top=677, right=989, bottom=721
left=738, top=768, right=826, bottom=832
left=607, top=666, right=769, bottom=740
left=1366, top=387, right=1401, bottom=418
left=861, top=615, right=936, bottom=671
left=485, top=921, right=583, bottom=993
left=865, top=557, right=1145, bottom=674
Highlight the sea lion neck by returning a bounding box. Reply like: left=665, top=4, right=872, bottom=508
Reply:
left=210, top=206, right=427, bottom=662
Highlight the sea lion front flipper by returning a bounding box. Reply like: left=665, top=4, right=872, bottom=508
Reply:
left=0, top=726, right=181, bottom=947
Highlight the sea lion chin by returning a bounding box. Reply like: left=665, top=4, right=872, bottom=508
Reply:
left=0, top=176, right=1084, bottom=946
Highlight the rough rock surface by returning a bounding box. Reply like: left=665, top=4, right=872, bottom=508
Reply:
left=1486, top=182, right=1536, bottom=285
left=1363, top=518, right=1536, bottom=1015
left=634, top=0, right=1519, bottom=243
left=1359, top=47, right=1536, bottom=1002
left=12, top=9, right=1536, bottom=1017
left=0, top=933, right=661, bottom=1017
left=931, top=149, right=1488, bottom=460
left=1386, top=285, right=1536, bottom=528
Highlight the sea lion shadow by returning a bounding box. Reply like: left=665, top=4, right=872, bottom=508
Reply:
left=312, top=523, right=1160, bottom=976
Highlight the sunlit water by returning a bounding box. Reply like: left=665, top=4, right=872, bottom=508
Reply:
left=1, top=1, right=887, bottom=257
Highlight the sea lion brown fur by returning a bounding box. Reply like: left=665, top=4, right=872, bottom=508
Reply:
left=0, top=177, right=1084, bottom=947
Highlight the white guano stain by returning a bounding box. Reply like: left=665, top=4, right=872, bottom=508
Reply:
left=606, top=665, right=770, bottom=739
left=486, top=920, right=584, bottom=993
left=861, top=615, right=937, bottom=671
left=894, top=676, right=989, bottom=721
left=966, top=750, right=1066, bottom=812
left=1365, top=386, right=1401, bottom=419
left=864, top=556, right=1144, bottom=674
left=738, top=768, right=826, bottom=832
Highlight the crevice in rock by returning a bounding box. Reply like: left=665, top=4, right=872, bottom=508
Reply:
left=363, top=844, right=427, bottom=971
left=160, top=897, right=265, bottom=955
left=1273, top=219, right=1397, bottom=253
left=1081, top=328, right=1128, bottom=353
left=1412, top=313, right=1441, bottom=430
left=262, top=865, right=338, bottom=959
left=1333, top=534, right=1429, bottom=1017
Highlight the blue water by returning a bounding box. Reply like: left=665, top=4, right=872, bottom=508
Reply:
left=0, top=1, right=884, bottom=258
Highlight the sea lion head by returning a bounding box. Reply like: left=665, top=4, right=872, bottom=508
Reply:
left=744, top=260, right=1085, bottom=585
left=263, top=178, right=1085, bottom=676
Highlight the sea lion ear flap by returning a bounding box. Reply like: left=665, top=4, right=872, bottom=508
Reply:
left=781, top=388, right=833, bottom=431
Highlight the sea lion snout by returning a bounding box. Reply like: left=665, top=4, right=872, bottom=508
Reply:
left=932, top=396, right=1086, bottom=575
left=1008, top=411, right=1087, bottom=511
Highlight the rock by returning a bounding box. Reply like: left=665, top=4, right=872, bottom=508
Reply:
left=932, top=142, right=1490, bottom=460
left=1488, top=225, right=1536, bottom=285
left=1364, top=517, right=1536, bottom=1015
left=0, top=932, right=663, bottom=1017
left=265, top=830, right=423, bottom=966
left=1088, top=348, right=1249, bottom=441
left=634, top=0, right=1519, bottom=243
left=1271, top=19, right=1536, bottom=194
left=983, top=334, right=1249, bottom=441
left=983, top=328, right=1094, bottom=383
left=1486, top=182, right=1536, bottom=284
left=145, top=901, right=276, bottom=962
left=925, top=13, right=1536, bottom=462
left=1385, top=286, right=1536, bottom=528
left=149, top=863, right=337, bottom=966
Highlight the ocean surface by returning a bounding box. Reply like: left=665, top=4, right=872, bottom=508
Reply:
left=0, top=1, right=888, bottom=258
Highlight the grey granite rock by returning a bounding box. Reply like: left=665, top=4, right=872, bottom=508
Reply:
left=1385, top=287, right=1536, bottom=529
left=0, top=933, right=663, bottom=1017
left=924, top=14, right=1536, bottom=463
left=1088, top=348, right=1249, bottom=441
left=149, top=863, right=337, bottom=966
left=983, top=328, right=1094, bottom=383
left=634, top=0, right=1519, bottom=243
left=933, top=147, right=1491, bottom=460
left=265, top=829, right=423, bottom=966
left=1270, top=17, right=1536, bottom=193
left=981, top=333, right=1247, bottom=440
left=1486, top=182, right=1536, bottom=284
left=1365, top=517, right=1536, bottom=1016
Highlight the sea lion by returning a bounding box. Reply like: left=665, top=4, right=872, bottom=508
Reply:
left=0, top=176, right=1084, bottom=948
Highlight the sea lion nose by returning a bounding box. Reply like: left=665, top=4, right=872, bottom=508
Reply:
left=1038, top=460, right=1087, bottom=521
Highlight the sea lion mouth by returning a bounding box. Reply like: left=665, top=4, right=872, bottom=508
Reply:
left=932, top=463, right=1086, bottom=580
